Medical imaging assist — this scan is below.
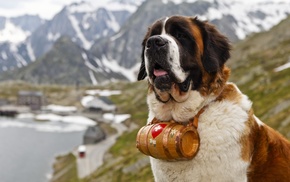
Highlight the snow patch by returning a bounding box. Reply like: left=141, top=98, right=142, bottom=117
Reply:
left=47, top=32, right=61, bottom=42
left=81, top=95, right=95, bottom=107
left=207, top=7, right=223, bottom=20
left=274, top=62, right=290, bottom=72
left=0, top=117, right=92, bottom=133
left=110, top=30, right=125, bottom=41
left=26, top=41, right=35, bottom=61
left=14, top=52, right=27, bottom=67
left=0, top=19, right=30, bottom=43
left=88, top=70, right=98, bottom=85
left=68, top=1, right=97, bottom=14
left=101, top=55, right=136, bottom=81
left=85, top=89, right=121, bottom=96
left=1, top=51, right=8, bottom=60
left=103, top=113, right=131, bottom=123
left=82, top=52, right=102, bottom=74
left=43, top=104, right=77, bottom=113
left=35, top=113, right=62, bottom=121
left=61, top=116, right=96, bottom=126
left=67, top=14, right=92, bottom=49
left=106, top=11, right=120, bottom=32
left=68, top=1, right=140, bottom=14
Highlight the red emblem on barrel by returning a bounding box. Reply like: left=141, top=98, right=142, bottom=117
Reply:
left=151, top=123, right=167, bottom=138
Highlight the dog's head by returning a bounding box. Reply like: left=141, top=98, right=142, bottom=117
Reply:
left=138, top=15, right=231, bottom=103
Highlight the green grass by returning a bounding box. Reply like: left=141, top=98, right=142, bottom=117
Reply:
left=51, top=153, right=79, bottom=182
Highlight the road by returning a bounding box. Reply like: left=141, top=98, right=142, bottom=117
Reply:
left=73, top=122, right=128, bottom=179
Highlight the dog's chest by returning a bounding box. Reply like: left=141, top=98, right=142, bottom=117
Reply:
left=150, top=100, right=251, bottom=182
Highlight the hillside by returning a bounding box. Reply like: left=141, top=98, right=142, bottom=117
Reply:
left=0, top=36, right=128, bottom=85
left=228, top=16, right=290, bottom=133
left=73, top=15, right=290, bottom=182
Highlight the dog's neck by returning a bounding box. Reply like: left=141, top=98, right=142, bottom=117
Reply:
left=147, top=88, right=217, bottom=123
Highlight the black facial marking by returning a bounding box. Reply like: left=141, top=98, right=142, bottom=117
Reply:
left=154, top=75, right=172, bottom=91
left=178, top=76, right=191, bottom=92
left=165, top=17, right=198, bottom=71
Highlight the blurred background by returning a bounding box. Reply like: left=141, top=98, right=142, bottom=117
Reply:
left=0, top=0, right=289, bottom=181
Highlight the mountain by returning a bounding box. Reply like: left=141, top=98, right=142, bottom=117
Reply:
left=91, top=0, right=290, bottom=70
left=0, top=15, right=45, bottom=72
left=27, top=0, right=140, bottom=59
left=0, top=15, right=44, bottom=43
left=0, top=0, right=142, bottom=75
left=1, top=0, right=290, bottom=85
left=0, top=36, right=128, bottom=85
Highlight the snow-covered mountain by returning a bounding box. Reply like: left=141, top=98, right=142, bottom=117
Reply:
left=193, top=0, right=290, bottom=40
left=0, top=36, right=128, bottom=85
left=27, top=0, right=142, bottom=59
left=0, top=0, right=141, bottom=73
left=90, top=0, right=290, bottom=75
left=0, top=15, right=44, bottom=43
left=0, top=15, right=45, bottom=71
left=0, top=0, right=290, bottom=85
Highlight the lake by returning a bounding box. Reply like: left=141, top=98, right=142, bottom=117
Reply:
left=0, top=116, right=87, bottom=182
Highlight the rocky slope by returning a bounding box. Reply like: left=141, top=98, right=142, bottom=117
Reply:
left=0, top=36, right=128, bottom=85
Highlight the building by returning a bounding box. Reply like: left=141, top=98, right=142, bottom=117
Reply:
left=83, top=126, right=106, bottom=144
left=84, top=96, right=116, bottom=113
left=17, top=91, right=44, bottom=110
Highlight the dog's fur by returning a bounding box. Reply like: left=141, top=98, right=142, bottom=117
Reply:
left=137, top=15, right=290, bottom=182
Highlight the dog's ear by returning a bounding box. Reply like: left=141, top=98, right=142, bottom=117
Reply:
left=197, top=19, right=231, bottom=74
left=137, top=39, right=147, bottom=80
left=137, top=40, right=147, bottom=80
left=137, top=59, right=146, bottom=80
left=137, top=28, right=151, bottom=81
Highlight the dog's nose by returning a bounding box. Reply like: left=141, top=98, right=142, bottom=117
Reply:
left=146, top=36, right=168, bottom=49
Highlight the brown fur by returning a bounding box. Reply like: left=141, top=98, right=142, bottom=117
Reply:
left=247, top=120, right=290, bottom=181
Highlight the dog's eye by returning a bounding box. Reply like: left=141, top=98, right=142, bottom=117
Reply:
left=175, top=32, right=187, bottom=40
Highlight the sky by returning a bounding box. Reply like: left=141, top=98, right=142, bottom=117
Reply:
left=0, top=0, right=289, bottom=20
left=0, top=0, right=109, bottom=19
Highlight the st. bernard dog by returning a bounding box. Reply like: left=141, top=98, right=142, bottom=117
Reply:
left=137, top=15, right=290, bottom=182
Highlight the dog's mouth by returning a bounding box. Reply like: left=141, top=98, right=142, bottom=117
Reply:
left=149, top=62, right=192, bottom=103
left=153, top=67, right=168, bottom=77
left=150, top=62, right=173, bottom=91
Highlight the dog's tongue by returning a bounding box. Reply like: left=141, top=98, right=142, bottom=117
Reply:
left=154, top=69, right=168, bottom=77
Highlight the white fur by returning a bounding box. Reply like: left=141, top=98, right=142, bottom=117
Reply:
left=160, top=34, right=188, bottom=83
left=147, top=89, right=213, bottom=123
left=147, top=82, right=252, bottom=182
left=230, top=82, right=252, bottom=111
left=161, top=17, right=169, bottom=34
left=144, top=53, right=151, bottom=83
left=254, top=115, right=264, bottom=126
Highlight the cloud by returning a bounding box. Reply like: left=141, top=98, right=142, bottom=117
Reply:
left=0, top=0, right=83, bottom=19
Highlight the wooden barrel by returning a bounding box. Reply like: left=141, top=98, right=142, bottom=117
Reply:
left=136, top=122, right=200, bottom=161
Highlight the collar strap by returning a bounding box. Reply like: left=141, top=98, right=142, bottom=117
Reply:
left=191, top=107, right=206, bottom=128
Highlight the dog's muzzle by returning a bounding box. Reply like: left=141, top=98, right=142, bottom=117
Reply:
left=145, top=35, right=192, bottom=103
